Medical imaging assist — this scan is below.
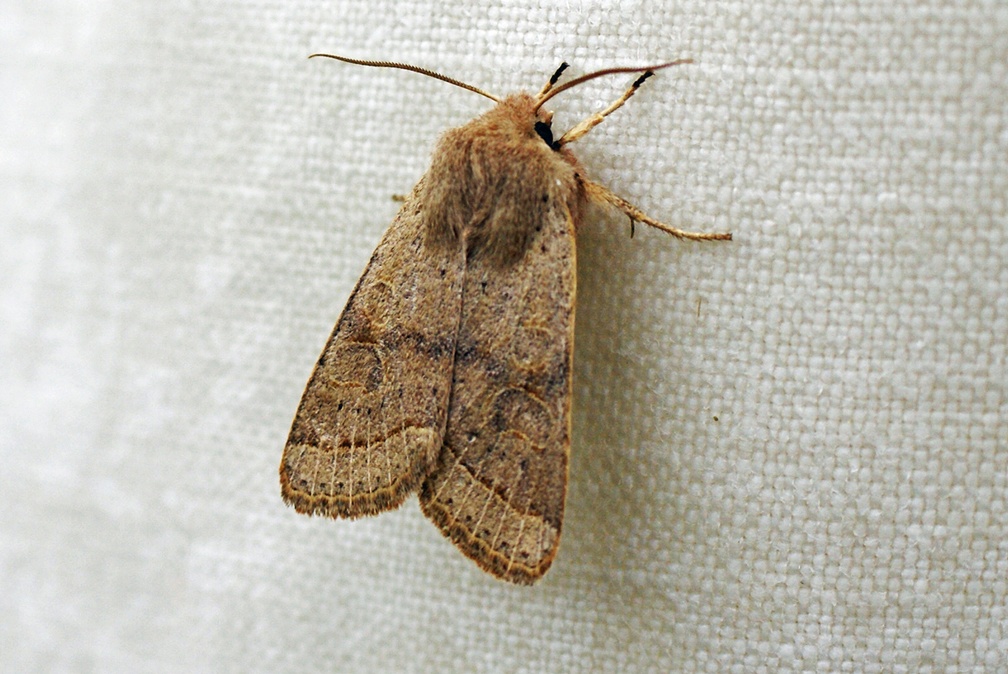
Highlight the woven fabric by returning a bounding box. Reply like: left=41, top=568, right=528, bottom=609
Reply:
left=3, top=0, right=1006, bottom=671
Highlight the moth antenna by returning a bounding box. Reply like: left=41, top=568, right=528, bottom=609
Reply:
left=534, top=59, right=693, bottom=110
left=537, top=62, right=570, bottom=97
left=309, top=53, right=501, bottom=102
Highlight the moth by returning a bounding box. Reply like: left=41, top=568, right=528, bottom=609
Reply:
left=280, top=54, right=731, bottom=584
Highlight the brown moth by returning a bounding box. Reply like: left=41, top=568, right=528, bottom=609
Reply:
left=280, top=54, right=731, bottom=585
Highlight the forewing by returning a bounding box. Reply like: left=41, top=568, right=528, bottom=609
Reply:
left=420, top=205, right=576, bottom=584
left=281, top=190, right=464, bottom=518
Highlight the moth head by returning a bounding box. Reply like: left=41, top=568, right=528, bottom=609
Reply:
left=477, top=94, right=561, bottom=156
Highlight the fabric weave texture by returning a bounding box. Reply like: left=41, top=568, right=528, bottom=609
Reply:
left=2, top=1, right=1006, bottom=671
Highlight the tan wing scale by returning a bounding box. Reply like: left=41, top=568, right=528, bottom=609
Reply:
left=281, top=186, right=464, bottom=518
left=420, top=204, right=576, bottom=584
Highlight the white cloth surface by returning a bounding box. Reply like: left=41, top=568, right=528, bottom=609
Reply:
left=3, top=0, right=1007, bottom=671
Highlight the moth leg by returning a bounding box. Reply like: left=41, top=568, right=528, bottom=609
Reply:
left=555, top=71, right=655, bottom=147
left=537, top=62, right=570, bottom=97
left=583, top=179, right=733, bottom=241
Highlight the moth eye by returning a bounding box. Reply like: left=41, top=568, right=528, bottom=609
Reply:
left=534, top=121, right=554, bottom=148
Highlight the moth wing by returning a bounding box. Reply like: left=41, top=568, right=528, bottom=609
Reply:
left=420, top=205, right=576, bottom=584
left=281, top=188, right=464, bottom=518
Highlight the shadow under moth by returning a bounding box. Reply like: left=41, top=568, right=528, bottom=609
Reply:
left=280, top=54, right=731, bottom=584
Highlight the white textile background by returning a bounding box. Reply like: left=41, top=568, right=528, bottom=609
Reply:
left=3, top=1, right=1007, bottom=672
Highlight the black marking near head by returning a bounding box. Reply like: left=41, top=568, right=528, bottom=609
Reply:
left=534, top=121, right=555, bottom=148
